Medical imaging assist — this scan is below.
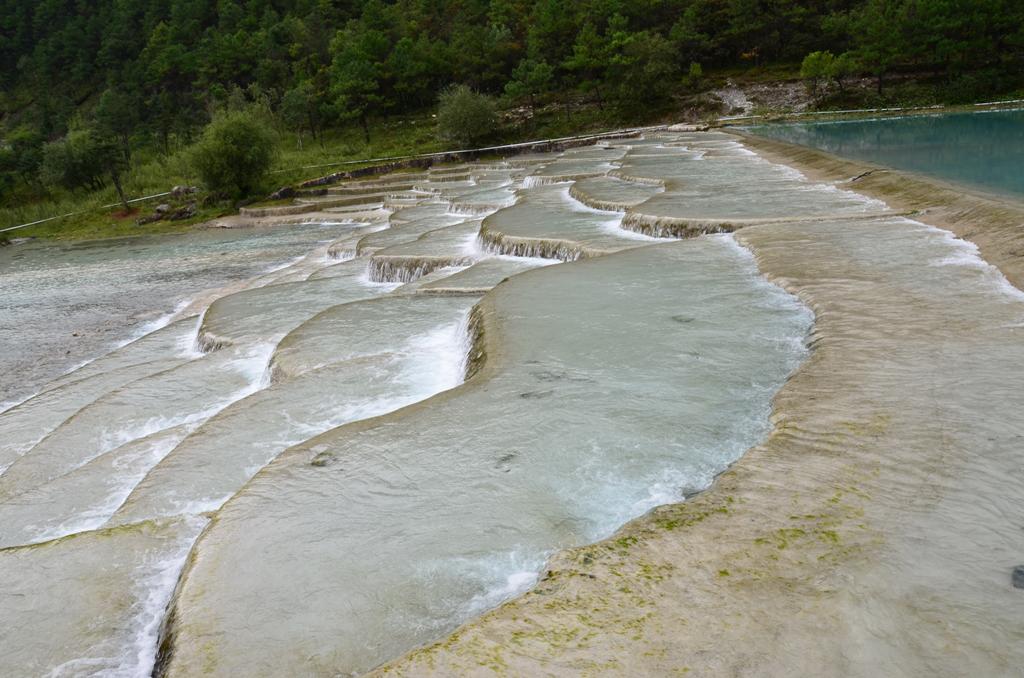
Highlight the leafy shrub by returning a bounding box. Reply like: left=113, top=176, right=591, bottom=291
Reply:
left=38, top=127, right=131, bottom=207
left=436, top=85, right=497, bottom=148
left=189, top=109, right=277, bottom=199
left=801, top=51, right=835, bottom=97
left=40, top=129, right=117, bottom=191
left=3, top=126, right=45, bottom=185
left=941, top=69, right=1011, bottom=105
left=686, top=62, right=704, bottom=89
left=828, top=53, right=856, bottom=91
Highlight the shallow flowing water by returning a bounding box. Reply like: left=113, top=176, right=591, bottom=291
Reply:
left=158, top=236, right=811, bottom=676
left=0, top=222, right=361, bottom=406
left=2, top=128, right=1019, bottom=677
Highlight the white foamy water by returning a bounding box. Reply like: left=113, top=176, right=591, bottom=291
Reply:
left=403, top=312, right=474, bottom=392
left=601, top=214, right=667, bottom=241
left=916, top=220, right=1024, bottom=301
left=21, top=427, right=195, bottom=546
left=445, top=549, right=547, bottom=619
left=118, top=298, right=196, bottom=349
left=560, top=184, right=615, bottom=215
left=89, top=342, right=275, bottom=466
left=42, top=517, right=207, bottom=678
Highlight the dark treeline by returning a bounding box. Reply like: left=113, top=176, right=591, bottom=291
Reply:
left=1, top=0, right=1022, bottom=201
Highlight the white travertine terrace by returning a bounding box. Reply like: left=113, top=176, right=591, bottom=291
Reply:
left=1, top=131, right=1021, bottom=678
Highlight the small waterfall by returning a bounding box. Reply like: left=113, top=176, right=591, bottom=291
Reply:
left=567, top=183, right=628, bottom=213
left=445, top=201, right=511, bottom=218
left=420, top=173, right=472, bottom=183
left=368, top=255, right=476, bottom=284
left=327, top=243, right=357, bottom=260
left=521, top=175, right=574, bottom=189
left=476, top=226, right=588, bottom=262
left=608, top=169, right=666, bottom=187
left=619, top=212, right=736, bottom=239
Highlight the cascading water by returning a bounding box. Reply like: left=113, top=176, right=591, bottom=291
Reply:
left=6, top=128, right=1008, bottom=678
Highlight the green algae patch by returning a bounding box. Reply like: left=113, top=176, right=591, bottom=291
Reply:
left=652, top=499, right=733, bottom=532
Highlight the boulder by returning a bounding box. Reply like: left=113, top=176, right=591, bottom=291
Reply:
left=267, top=186, right=296, bottom=201
left=168, top=202, right=197, bottom=221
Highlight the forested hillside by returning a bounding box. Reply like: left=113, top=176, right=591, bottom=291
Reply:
left=4, top=0, right=1023, bottom=136
left=1, top=0, right=1022, bottom=232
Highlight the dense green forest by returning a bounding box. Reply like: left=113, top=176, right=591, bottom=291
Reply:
left=1, top=0, right=1023, bottom=232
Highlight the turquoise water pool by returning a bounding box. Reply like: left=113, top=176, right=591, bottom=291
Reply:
left=746, top=109, right=1024, bottom=198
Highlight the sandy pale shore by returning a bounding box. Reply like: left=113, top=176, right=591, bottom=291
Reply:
left=376, top=136, right=1024, bottom=676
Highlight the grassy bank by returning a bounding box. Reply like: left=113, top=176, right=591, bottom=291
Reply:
left=1, top=103, right=634, bottom=243
left=0, top=113, right=438, bottom=242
